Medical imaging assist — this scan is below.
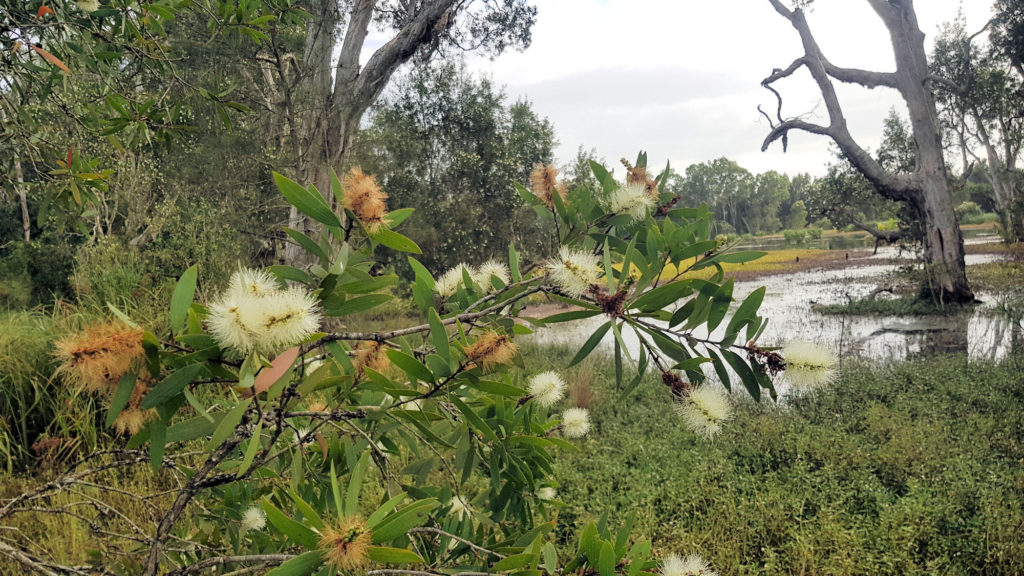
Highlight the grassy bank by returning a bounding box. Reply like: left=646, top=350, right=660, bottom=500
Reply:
left=542, top=344, right=1024, bottom=575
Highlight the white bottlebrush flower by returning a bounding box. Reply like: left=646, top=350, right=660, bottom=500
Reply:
left=782, top=341, right=838, bottom=390
left=206, top=293, right=264, bottom=353
left=536, top=487, right=557, bottom=501
left=676, top=386, right=732, bottom=440
left=241, top=506, right=266, bottom=532
left=448, top=496, right=471, bottom=520
left=228, top=268, right=280, bottom=299
left=257, top=287, right=321, bottom=350
left=661, top=553, right=718, bottom=576
left=436, top=263, right=472, bottom=298
left=76, top=0, right=100, bottom=12
left=546, top=247, right=601, bottom=299
left=605, top=181, right=655, bottom=223
left=207, top=269, right=320, bottom=354
left=528, top=371, right=566, bottom=408
left=472, top=259, right=510, bottom=292
left=561, top=407, right=591, bottom=438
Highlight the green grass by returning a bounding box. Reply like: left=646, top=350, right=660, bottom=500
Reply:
left=541, top=346, right=1024, bottom=575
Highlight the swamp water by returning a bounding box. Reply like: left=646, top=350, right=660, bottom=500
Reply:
left=527, top=239, right=1021, bottom=371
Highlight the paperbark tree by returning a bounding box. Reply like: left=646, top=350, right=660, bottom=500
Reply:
left=263, top=0, right=536, bottom=264
left=931, top=18, right=1024, bottom=242
left=760, top=0, right=974, bottom=302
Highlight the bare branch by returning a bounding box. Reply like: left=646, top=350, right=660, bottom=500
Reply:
left=760, top=2, right=914, bottom=201
left=822, top=61, right=898, bottom=88
left=166, top=554, right=294, bottom=576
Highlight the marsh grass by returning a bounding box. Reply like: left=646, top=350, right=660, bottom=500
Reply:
left=538, top=344, right=1024, bottom=575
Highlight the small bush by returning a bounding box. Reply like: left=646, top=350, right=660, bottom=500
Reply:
left=783, top=229, right=808, bottom=244
left=72, top=238, right=147, bottom=308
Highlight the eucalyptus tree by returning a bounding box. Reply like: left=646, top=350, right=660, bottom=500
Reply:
left=931, top=16, right=1024, bottom=242
left=247, top=0, right=537, bottom=263
left=761, top=0, right=974, bottom=302
left=349, top=61, right=556, bottom=274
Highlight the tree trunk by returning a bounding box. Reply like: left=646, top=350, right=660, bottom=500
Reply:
left=280, top=0, right=458, bottom=267
left=762, top=0, right=974, bottom=303
left=882, top=1, right=973, bottom=302
left=14, top=157, right=29, bottom=242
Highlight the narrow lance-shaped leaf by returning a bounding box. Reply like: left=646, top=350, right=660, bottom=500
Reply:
left=169, top=264, right=197, bottom=335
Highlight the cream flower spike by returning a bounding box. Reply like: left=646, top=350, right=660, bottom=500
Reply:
left=676, top=386, right=732, bottom=439
left=782, top=341, right=838, bottom=390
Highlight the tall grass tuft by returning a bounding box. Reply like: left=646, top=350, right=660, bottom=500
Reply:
left=0, top=308, right=104, bottom=472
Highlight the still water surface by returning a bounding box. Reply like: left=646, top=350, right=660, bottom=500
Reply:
left=527, top=238, right=1020, bottom=366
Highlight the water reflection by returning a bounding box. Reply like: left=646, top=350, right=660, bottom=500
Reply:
left=527, top=247, right=1020, bottom=365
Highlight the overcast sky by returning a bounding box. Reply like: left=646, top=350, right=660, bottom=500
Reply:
left=461, top=0, right=994, bottom=178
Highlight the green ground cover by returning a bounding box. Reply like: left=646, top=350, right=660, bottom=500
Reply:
left=543, top=345, right=1024, bottom=575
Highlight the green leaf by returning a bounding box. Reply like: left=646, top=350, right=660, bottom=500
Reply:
left=337, top=274, right=398, bottom=294
left=543, top=542, right=558, bottom=574
left=509, top=243, right=522, bottom=283
left=539, top=309, right=602, bottom=324
left=715, top=250, right=766, bottom=264
left=207, top=396, right=252, bottom=450
left=288, top=491, right=326, bottom=531
left=367, top=492, right=409, bottom=528
left=371, top=228, right=422, bottom=254
left=494, top=553, right=537, bottom=572
left=345, top=451, right=370, bottom=517
left=706, top=278, right=734, bottom=333
left=450, top=397, right=498, bottom=442
left=725, top=286, right=765, bottom=338
left=471, top=380, right=526, bottom=397
left=169, top=264, right=197, bottom=335
left=367, top=547, right=424, bottom=564
left=385, top=349, right=435, bottom=383
left=630, top=279, right=694, bottom=312
left=106, top=371, right=138, bottom=428
left=673, top=239, right=719, bottom=263
left=428, top=309, right=450, bottom=362
left=273, top=172, right=342, bottom=228
left=568, top=322, right=611, bottom=367
left=371, top=498, right=439, bottom=543
left=263, top=500, right=320, bottom=549
left=722, top=349, right=760, bottom=401
left=265, top=551, right=322, bottom=576
left=330, top=460, right=344, bottom=518
left=239, top=421, right=263, bottom=474
left=407, top=257, right=436, bottom=290
left=386, top=207, right=415, bottom=228
left=165, top=414, right=218, bottom=443
left=268, top=265, right=315, bottom=285
left=327, top=293, right=392, bottom=317
left=141, top=363, right=208, bottom=409
left=284, top=228, right=329, bottom=265
left=626, top=540, right=652, bottom=576
left=598, top=541, right=615, bottom=576
left=589, top=160, right=618, bottom=194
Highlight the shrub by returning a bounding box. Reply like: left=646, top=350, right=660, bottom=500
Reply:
left=783, top=228, right=808, bottom=244
left=2, top=157, right=820, bottom=576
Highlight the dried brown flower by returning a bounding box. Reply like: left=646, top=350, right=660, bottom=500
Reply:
left=464, top=331, right=517, bottom=369
left=54, top=322, right=144, bottom=394
left=529, top=163, right=567, bottom=208
left=342, top=167, right=389, bottom=233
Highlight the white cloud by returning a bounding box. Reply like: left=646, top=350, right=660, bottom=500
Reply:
left=465, top=0, right=995, bottom=177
